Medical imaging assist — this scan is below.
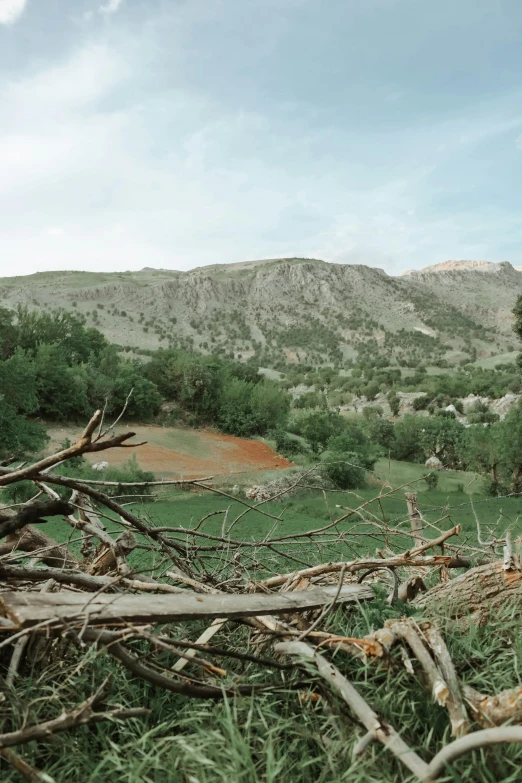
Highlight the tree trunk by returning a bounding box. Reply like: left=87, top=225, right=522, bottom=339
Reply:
left=415, top=561, right=522, bottom=628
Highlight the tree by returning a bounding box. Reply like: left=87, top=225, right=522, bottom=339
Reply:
left=466, top=401, right=499, bottom=425
left=219, top=377, right=256, bottom=436
left=34, top=344, right=91, bottom=420
left=320, top=452, right=366, bottom=489
left=0, top=396, right=48, bottom=460
left=419, top=416, right=463, bottom=468
left=0, top=348, right=38, bottom=414
left=387, top=391, right=400, bottom=417
left=249, top=381, right=289, bottom=433
left=364, top=417, right=395, bottom=451
left=300, top=411, right=344, bottom=453
left=111, top=363, right=162, bottom=420
left=0, top=307, right=17, bottom=360
left=457, top=423, right=500, bottom=490
left=391, top=416, right=425, bottom=463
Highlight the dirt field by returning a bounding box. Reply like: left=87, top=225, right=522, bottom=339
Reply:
left=46, top=424, right=293, bottom=479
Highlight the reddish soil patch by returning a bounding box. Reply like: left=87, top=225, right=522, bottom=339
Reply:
left=85, top=429, right=293, bottom=479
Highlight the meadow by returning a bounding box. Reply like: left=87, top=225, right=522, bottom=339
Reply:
left=41, top=457, right=522, bottom=581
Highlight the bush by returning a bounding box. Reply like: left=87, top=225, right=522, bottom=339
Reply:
left=413, top=395, right=430, bottom=411
left=273, top=430, right=303, bottom=457
left=320, top=452, right=366, bottom=489
left=387, top=391, right=400, bottom=417
left=423, top=471, right=438, bottom=491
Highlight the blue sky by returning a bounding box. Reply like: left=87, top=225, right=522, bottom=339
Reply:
left=0, top=0, right=521, bottom=276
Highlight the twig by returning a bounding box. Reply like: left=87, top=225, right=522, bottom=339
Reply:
left=0, top=687, right=149, bottom=748
left=276, top=640, right=429, bottom=780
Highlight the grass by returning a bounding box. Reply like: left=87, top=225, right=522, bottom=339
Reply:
left=3, top=592, right=522, bottom=782
left=4, top=458, right=522, bottom=781
left=472, top=352, right=518, bottom=369
left=38, top=457, right=521, bottom=581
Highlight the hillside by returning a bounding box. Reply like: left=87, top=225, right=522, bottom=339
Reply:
left=1, top=257, right=520, bottom=368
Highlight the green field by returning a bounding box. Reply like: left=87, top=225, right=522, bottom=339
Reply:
left=472, top=351, right=519, bottom=369
left=41, top=458, right=521, bottom=580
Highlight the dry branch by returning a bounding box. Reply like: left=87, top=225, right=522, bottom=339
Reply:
left=276, top=640, right=429, bottom=780
left=0, top=501, right=74, bottom=539
left=0, top=687, right=148, bottom=749
left=0, top=584, right=374, bottom=629
left=0, top=410, right=144, bottom=488
left=0, top=526, right=79, bottom=569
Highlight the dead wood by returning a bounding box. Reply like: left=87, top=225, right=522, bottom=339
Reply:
left=0, top=500, right=74, bottom=539
left=82, top=628, right=292, bottom=699
left=0, top=525, right=79, bottom=569
left=0, top=410, right=144, bottom=488
left=389, top=620, right=469, bottom=736
left=277, top=640, right=430, bottom=780
left=0, top=687, right=148, bottom=749
left=0, top=564, right=184, bottom=594
left=0, top=748, right=50, bottom=782
left=416, top=560, right=522, bottom=628
left=406, top=491, right=424, bottom=548
left=424, top=727, right=522, bottom=781
left=0, top=584, right=374, bottom=629
left=462, top=683, right=522, bottom=727
left=87, top=529, right=137, bottom=576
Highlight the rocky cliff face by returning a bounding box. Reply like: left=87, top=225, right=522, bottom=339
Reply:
left=0, top=258, right=520, bottom=365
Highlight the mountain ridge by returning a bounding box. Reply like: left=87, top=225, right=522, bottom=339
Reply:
left=0, top=257, right=520, bottom=368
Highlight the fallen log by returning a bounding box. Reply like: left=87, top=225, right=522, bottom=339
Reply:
left=416, top=561, right=522, bottom=628
left=0, top=583, right=374, bottom=629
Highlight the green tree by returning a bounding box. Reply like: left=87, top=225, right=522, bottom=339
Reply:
left=111, top=362, right=162, bottom=419
left=391, top=416, right=425, bottom=463
left=0, top=308, right=17, bottom=360
left=320, top=452, right=366, bottom=489
left=34, top=344, right=90, bottom=419
left=300, top=411, right=343, bottom=453
left=0, top=396, right=48, bottom=460
left=387, top=391, right=400, bottom=417
left=219, top=377, right=256, bottom=436
left=249, top=381, right=289, bottom=433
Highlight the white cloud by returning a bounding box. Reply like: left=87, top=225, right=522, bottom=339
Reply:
left=0, top=0, right=27, bottom=25
left=99, top=0, right=123, bottom=14
left=1, top=44, right=126, bottom=119
left=0, top=23, right=521, bottom=278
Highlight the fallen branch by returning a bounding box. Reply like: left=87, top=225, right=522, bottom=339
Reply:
left=0, top=501, right=74, bottom=539
left=424, top=727, right=522, bottom=781
left=258, top=553, right=461, bottom=590
left=276, top=640, right=429, bottom=780
left=0, top=410, right=144, bottom=488
left=0, top=687, right=148, bottom=749
left=0, top=584, right=374, bottom=629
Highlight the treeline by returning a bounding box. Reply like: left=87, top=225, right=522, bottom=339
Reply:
left=0, top=306, right=290, bottom=459
left=286, top=406, right=522, bottom=495
left=283, top=358, right=521, bottom=405
left=143, top=348, right=289, bottom=436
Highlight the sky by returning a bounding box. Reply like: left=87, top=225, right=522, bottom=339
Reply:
left=0, top=0, right=521, bottom=277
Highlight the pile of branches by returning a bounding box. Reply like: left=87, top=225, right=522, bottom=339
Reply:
left=1, top=409, right=522, bottom=781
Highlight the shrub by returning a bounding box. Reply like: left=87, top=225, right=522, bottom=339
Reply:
left=320, top=452, right=366, bottom=489
left=424, top=471, right=439, bottom=491
left=273, top=430, right=303, bottom=456
left=413, top=395, right=430, bottom=411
